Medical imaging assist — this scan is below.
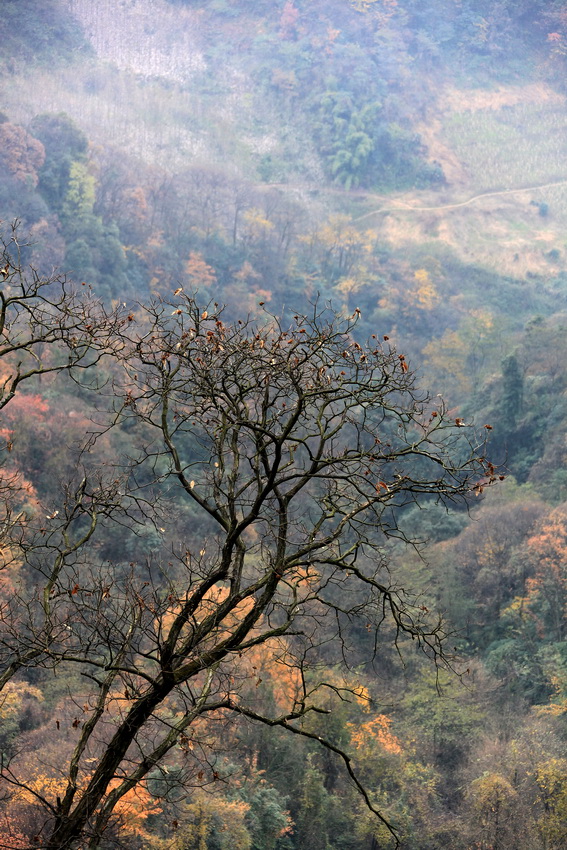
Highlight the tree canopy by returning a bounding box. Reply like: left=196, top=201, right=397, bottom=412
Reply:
left=0, top=247, right=493, bottom=849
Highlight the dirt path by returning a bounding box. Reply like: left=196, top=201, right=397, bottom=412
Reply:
left=353, top=179, right=567, bottom=222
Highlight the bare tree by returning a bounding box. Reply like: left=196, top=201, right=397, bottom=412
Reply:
left=0, top=224, right=122, bottom=410
left=0, top=225, right=127, bottom=705
left=0, top=286, right=494, bottom=849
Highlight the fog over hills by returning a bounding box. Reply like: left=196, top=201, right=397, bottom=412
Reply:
left=1, top=7, right=567, bottom=846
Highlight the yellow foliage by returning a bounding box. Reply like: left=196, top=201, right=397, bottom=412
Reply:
left=410, top=269, right=440, bottom=310
left=534, top=759, right=567, bottom=848
left=316, top=215, right=368, bottom=253
left=352, top=685, right=372, bottom=711
left=423, top=329, right=470, bottom=394
left=533, top=668, right=567, bottom=717
left=475, top=535, right=510, bottom=570
left=122, top=186, right=149, bottom=222
left=422, top=308, right=496, bottom=397
left=0, top=682, right=43, bottom=723
left=14, top=773, right=68, bottom=806
left=171, top=794, right=251, bottom=850
left=242, top=209, right=275, bottom=239
left=469, top=772, right=516, bottom=810
left=500, top=595, right=528, bottom=619
left=336, top=276, right=364, bottom=295
left=470, top=308, right=494, bottom=332
left=535, top=757, right=567, bottom=800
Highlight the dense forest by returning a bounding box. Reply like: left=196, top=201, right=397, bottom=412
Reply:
left=0, top=1, right=566, bottom=848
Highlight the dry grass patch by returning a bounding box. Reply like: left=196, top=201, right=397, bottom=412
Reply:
left=443, top=83, right=565, bottom=112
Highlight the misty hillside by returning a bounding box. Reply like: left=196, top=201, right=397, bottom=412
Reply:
left=4, top=0, right=567, bottom=280
left=1, top=2, right=567, bottom=849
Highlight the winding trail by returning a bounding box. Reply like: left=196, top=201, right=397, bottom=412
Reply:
left=353, top=178, right=567, bottom=222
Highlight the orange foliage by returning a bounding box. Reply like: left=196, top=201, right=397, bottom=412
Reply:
left=236, top=638, right=302, bottom=713
left=110, top=780, right=162, bottom=839
left=2, top=393, right=49, bottom=423
left=279, top=0, right=299, bottom=39
left=158, top=585, right=257, bottom=666
left=0, top=469, right=40, bottom=519
left=252, top=287, right=272, bottom=303
left=0, top=544, right=21, bottom=602
left=0, top=817, right=27, bottom=849
left=525, top=505, right=567, bottom=639
left=195, top=585, right=255, bottom=631
left=327, top=26, right=341, bottom=48
left=348, top=715, right=402, bottom=755
left=7, top=772, right=160, bottom=842
left=185, top=252, right=217, bottom=289
left=136, top=230, right=173, bottom=294
left=234, top=261, right=262, bottom=284
left=122, top=186, right=149, bottom=226
left=285, top=564, right=319, bottom=590
left=0, top=123, right=45, bottom=187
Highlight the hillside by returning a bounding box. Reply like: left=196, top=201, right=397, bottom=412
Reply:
left=1, top=2, right=567, bottom=849
left=3, top=0, right=567, bottom=282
